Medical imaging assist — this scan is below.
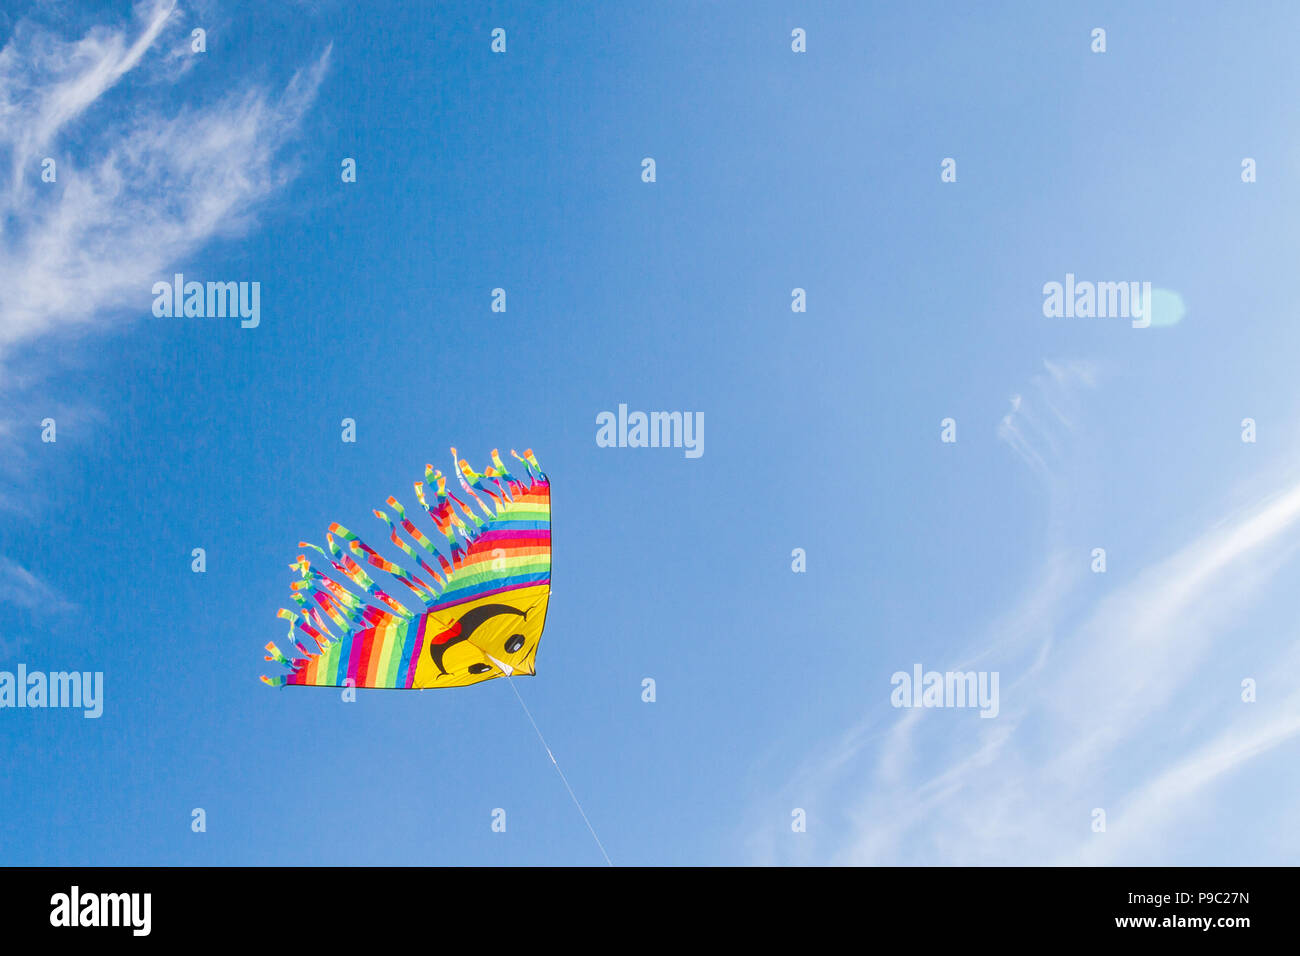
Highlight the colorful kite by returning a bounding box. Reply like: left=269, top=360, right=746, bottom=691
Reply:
left=261, top=448, right=550, bottom=690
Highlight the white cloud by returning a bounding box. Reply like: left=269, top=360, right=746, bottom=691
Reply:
left=1, top=1, right=175, bottom=188
left=0, top=555, right=70, bottom=613
left=0, top=0, right=329, bottom=356
left=997, top=359, right=1096, bottom=480
left=751, top=364, right=1300, bottom=865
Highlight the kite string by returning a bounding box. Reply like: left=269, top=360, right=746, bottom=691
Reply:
left=505, top=674, right=613, bottom=867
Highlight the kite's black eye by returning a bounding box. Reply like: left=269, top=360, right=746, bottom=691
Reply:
left=505, top=634, right=525, bottom=653
left=467, top=663, right=493, bottom=675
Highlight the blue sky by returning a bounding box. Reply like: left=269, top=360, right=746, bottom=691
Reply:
left=2, top=0, right=1300, bottom=865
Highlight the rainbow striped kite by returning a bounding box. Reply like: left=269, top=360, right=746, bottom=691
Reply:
left=261, top=448, right=551, bottom=689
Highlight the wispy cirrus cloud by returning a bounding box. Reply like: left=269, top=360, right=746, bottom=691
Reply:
left=0, top=0, right=329, bottom=357
left=997, top=358, right=1096, bottom=481
left=749, top=361, right=1300, bottom=865
left=0, top=555, right=76, bottom=659
left=0, top=555, right=71, bottom=614
left=0, top=0, right=174, bottom=188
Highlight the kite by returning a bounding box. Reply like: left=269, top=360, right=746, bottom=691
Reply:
left=261, top=447, right=550, bottom=690
left=258, top=446, right=609, bottom=864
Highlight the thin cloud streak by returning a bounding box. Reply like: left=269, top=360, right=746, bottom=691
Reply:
left=0, top=555, right=72, bottom=613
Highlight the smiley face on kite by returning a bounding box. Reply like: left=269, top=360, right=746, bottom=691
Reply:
left=413, top=586, right=549, bottom=686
